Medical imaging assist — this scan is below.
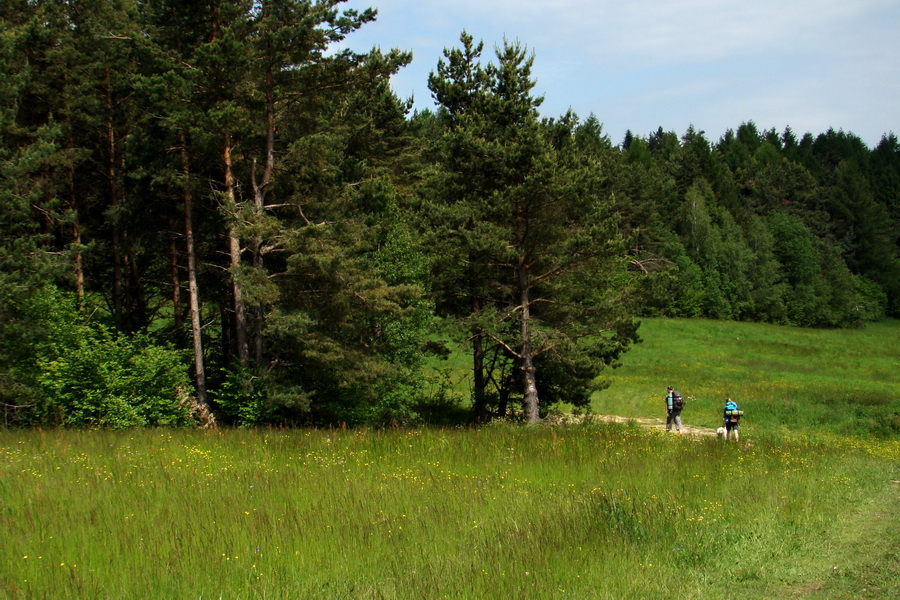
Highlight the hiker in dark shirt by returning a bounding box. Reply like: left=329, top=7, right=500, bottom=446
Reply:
left=665, top=386, right=684, bottom=433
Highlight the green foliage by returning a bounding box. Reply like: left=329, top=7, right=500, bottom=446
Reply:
left=0, top=285, right=67, bottom=413
left=626, top=122, right=900, bottom=326
left=211, top=365, right=272, bottom=427
left=853, top=276, right=888, bottom=321
left=646, top=239, right=705, bottom=318
left=424, top=33, right=639, bottom=422
left=37, top=320, right=193, bottom=428
left=262, top=176, right=437, bottom=425
left=764, top=211, right=868, bottom=327
left=534, top=340, right=616, bottom=409
left=3, top=2, right=899, bottom=428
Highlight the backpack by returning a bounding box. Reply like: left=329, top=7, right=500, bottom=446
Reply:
left=671, top=391, right=685, bottom=411
left=724, top=400, right=743, bottom=422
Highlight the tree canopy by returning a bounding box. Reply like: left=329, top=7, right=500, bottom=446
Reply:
left=1, top=4, right=898, bottom=427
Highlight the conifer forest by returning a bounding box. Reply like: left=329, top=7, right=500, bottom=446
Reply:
left=2, top=1, right=899, bottom=428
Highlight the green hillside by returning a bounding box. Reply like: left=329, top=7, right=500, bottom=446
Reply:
left=595, top=318, right=900, bottom=437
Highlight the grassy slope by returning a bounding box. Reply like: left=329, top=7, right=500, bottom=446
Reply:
left=2, top=319, right=898, bottom=598
left=1, top=428, right=896, bottom=599
left=594, top=318, right=900, bottom=437
left=772, top=480, right=900, bottom=599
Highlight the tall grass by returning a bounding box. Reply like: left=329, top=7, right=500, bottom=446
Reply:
left=3, top=319, right=897, bottom=598
left=2, top=426, right=897, bottom=599
left=593, top=318, right=900, bottom=438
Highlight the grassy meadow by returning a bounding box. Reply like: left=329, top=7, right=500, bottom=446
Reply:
left=2, top=319, right=899, bottom=599
left=593, top=318, right=900, bottom=438
left=1, top=427, right=897, bottom=599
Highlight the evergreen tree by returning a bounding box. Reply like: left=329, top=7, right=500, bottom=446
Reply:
left=0, top=1, right=74, bottom=412
left=426, top=34, right=638, bottom=423
left=248, top=37, right=422, bottom=424
left=423, top=31, right=496, bottom=418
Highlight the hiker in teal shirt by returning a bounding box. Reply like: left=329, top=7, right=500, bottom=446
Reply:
left=723, top=398, right=742, bottom=441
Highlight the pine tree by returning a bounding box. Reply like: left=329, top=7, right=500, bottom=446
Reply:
left=427, top=34, right=638, bottom=423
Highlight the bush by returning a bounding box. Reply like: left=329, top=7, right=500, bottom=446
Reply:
left=38, top=328, right=193, bottom=428
left=211, top=365, right=272, bottom=427
left=853, top=276, right=888, bottom=322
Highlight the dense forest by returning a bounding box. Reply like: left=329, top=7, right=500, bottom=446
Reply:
left=2, top=1, right=898, bottom=428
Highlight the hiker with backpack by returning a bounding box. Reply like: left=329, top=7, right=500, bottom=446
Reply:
left=723, top=398, right=743, bottom=441
left=665, top=385, right=684, bottom=433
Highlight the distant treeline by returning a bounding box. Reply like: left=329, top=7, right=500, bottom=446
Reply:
left=2, top=2, right=898, bottom=427
left=616, top=122, right=899, bottom=326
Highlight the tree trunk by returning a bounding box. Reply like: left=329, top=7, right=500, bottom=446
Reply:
left=168, top=214, right=183, bottom=331
left=469, top=273, right=489, bottom=419
left=248, top=65, right=277, bottom=367
left=73, top=216, right=84, bottom=311
left=63, top=74, right=84, bottom=311
left=68, top=162, right=84, bottom=311
left=106, top=74, right=124, bottom=328
left=104, top=87, right=141, bottom=331
left=180, top=134, right=211, bottom=417
left=497, top=370, right=512, bottom=417
left=516, top=208, right=540, bottom=424
left=228, top=228, right=249, bottom=366
left=472, top=331, right=487, bottom=418
left=225, top=133, right=250, bottom=368
left=522, top=352, right=539, bottom=424
left=125, top=251, right=147, bottom=331
left=520, top=277, right=540, bottom=424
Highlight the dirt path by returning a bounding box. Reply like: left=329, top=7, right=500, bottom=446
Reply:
left=589, top=414, right=719, bottom=437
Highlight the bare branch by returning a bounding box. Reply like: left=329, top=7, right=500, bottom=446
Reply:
left=628, top=257, right=673, bottom=274
left=481, top=331, right=522, bottom=360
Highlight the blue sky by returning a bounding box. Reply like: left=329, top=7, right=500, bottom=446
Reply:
left=340, top=0, right=899, bottom=148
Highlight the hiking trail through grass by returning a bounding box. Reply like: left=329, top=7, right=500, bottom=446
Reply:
left=553, top=413, right=721, bottom=436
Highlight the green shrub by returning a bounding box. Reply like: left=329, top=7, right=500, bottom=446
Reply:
left=853, top=275, right=888, bottom=322
left=38, top=328, right=192, bottom=428
left=211, top=365, right=272, bottom=427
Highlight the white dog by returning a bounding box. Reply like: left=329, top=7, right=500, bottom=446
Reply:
left=716, top=427, right=726, bottom=437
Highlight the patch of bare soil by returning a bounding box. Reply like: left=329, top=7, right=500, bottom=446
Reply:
left=547, top=413, right=719, bottom=437
left=595, top=414, right=719, bottom=436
